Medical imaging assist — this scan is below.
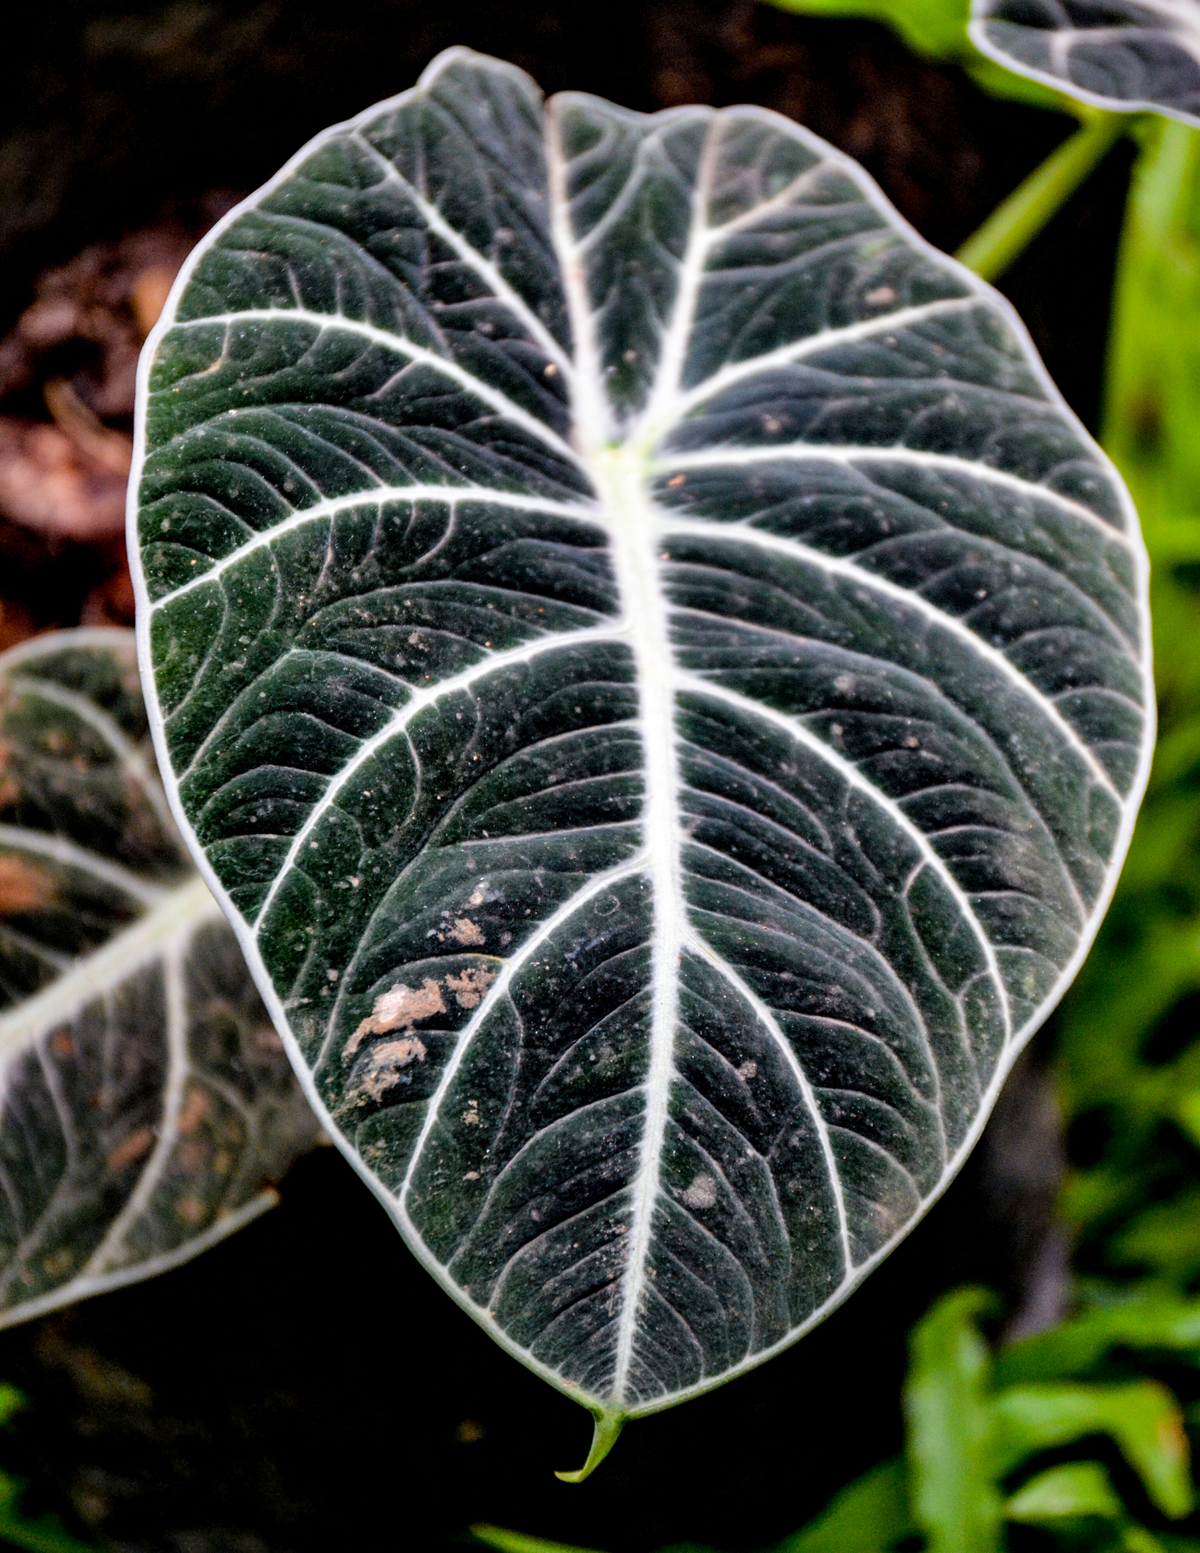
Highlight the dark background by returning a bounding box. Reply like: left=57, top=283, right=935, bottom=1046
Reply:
left=0, top=5, right=1133, bottom=1549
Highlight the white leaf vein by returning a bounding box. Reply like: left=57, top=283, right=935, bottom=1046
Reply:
left=676, top=671, right=1014, bottom=1044
left=169, top=309, right=583, bottom=467
left=655, top=443, right=1133, bottom=547
left=150, top=484, right=603, bottom=608
left=660, top=511, right=1123, bottom=802
left=250, top=621, right=627, bottom=933
left=682, top=930, right=855, bottom=1274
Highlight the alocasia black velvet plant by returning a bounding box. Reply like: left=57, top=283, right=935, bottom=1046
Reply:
left=121, top=46, right=1152, bottom=1474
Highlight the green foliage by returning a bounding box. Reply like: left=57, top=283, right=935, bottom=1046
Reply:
left=905, top=1289, right=1002, bottom=1551
left=993, top=1382, right=1190, bottom=1518
left=993, top=1292, right=1200, bottom=1386
left=0, top=1485, right=96, bottom=1553
left=471, top=1530, right=607, bottom=1553
left=0, top=1388, right=94, bottom=1553
left=1103, top=117, right=1200, bottom=731
left=775, top=1460, right=912, bottom=1552
left=898, top=1293, right=1195, bottom=1549
left=1004, top=1462, right=1123, bottom=1526
left=1056, top=115, right=1200, bottom=1290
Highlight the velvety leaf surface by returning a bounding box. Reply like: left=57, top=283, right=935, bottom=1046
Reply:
left=0, top=630, right=319, bottom=1329
left=970, top=0, right=1200, bottom=123
left=130, top=48, right=1152, bottom=1432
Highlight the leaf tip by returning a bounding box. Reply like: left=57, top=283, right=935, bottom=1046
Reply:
left=555, top=1412, right=624, bottom=1483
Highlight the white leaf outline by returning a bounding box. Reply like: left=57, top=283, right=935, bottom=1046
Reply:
left=127, top=47, right=1154, bottom=1432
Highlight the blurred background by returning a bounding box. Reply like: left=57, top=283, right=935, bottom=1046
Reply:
left=2, top=5, right=1197, bottom=1551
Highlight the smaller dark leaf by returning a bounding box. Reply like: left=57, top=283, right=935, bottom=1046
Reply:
left=971, top=1, right=1200, bottom=124
left=0, top=629, right=320, bottom=1329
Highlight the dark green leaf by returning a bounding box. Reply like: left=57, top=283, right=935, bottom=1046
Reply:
left=130, top=47, right=1153, bottom=1450
left=971, top=2, right=1200, bottom=125
left=0, top=631, right=319, bottom=1329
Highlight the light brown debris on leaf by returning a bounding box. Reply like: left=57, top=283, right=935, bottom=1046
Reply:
left=107, top=1126, right=156, bottom=1173
left=347, top=977, right=446, bottom=1057
left=447, top=916, right=485, bottom=947
left=445, top=967, right=496, bottom=1009
left=359, top=1037, right=428, bottom=1100
left=175, top=1085, right=211, bottom=1135
left=0, top=854, right=55, bottom=914
left=371, top=1037, right=427, bottom=1068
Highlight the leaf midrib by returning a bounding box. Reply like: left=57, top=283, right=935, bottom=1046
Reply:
left=541, top=108, right=861, bottom=1412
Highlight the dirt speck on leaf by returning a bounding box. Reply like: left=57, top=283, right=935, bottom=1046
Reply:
left=347, top=977, right=446, bottom=1056
left=447, top=916, right=485, bottom=947
left=107, top=1126, right=155, bottom=1173
left=0, top=854, right=55, bottom=914
left=680, top=1173, right=718, bottom=1211
left=176, top=1086, right=210, bottom=1135
left=446, top=967, right=495, bottom=1009
left=359, top=1037, right=428, bottom=1100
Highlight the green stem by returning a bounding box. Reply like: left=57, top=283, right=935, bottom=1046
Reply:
left=553, top=1409, right=624, bottom=1484
left=956, top=115, right=1130, bottom=283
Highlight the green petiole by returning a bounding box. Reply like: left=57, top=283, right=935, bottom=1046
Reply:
left=956, top=113, right=1131, bottom=282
